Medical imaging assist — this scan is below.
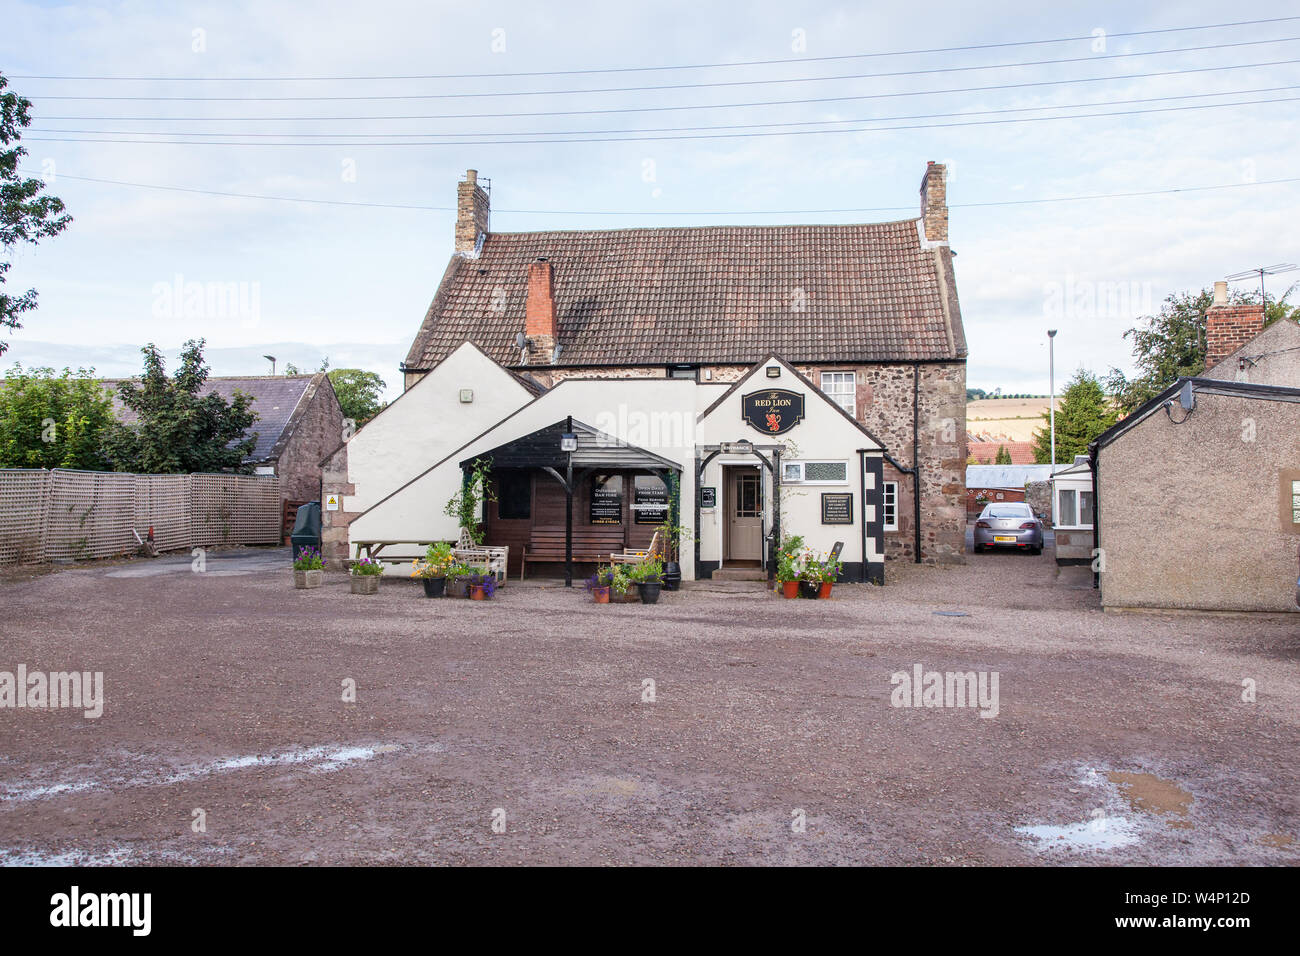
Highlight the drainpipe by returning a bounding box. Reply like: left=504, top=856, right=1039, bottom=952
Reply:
left=912, top=362, right=922, bottom=564
left=1089, top=446, right=1100, bottom=590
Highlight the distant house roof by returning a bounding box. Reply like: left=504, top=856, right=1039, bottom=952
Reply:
left=967, top=440, right=1037, bottom=465
left=966, top=464, right=1057, bottom=489
left=106, top=373, right=328, bottom=463
left=404, top=220, right=967, bottom=371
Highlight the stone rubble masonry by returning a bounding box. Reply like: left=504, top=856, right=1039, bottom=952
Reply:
left=454, top=169, right=490, bottom=254
left=319, top=443, right=354, bottom=562
left=274, top=374, right=345, bottom=506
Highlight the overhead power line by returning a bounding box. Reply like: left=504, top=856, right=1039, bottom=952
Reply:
left=37, top=57, right=1300, bottom=122
left=9, top=15, right=1298, bottom=81
left=30, top=85, right=1299, bottom=140
left=21, top=169, right=1300, bottom=215
left=26, top=93, right=1300, bottom=146
left=25, top=36, right=1300, bottom=102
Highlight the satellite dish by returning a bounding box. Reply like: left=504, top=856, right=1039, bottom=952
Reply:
left=1179, top=381, right=1195, bottom=411
left=515, top=331, right=526, bottom=349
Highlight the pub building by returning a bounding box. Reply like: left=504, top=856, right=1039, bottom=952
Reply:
left=321, top=164, right=969, bottom=584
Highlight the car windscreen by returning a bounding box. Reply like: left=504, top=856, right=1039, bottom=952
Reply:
left=986, top=505, right=1032, bottom=518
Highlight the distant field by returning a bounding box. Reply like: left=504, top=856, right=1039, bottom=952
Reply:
left=967, top=398, right=1059, bottom=442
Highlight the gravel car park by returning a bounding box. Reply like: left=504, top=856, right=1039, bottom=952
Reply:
left=1, top=548, right=1297, bottom=866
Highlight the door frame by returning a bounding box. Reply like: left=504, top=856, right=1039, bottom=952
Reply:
left=722, top=463, right=764, bottom=565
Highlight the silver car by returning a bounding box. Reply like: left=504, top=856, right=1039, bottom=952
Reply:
left=974, top=502, right=1044, bottom=554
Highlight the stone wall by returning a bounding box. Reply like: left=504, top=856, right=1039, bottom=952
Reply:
left=275, top=375, right=344, bottom=506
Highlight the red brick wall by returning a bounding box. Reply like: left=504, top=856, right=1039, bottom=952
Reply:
left=1205, top=303, right=1264, bottom=369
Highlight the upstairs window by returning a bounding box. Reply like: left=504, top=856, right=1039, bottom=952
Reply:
left=821, top=371, right=856, bottom=417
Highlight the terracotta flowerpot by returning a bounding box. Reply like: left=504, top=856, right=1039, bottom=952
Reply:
left=350, top=575, right=380, bottom=595
left=781, top=581, right=799, bottom=599
left=294, top=569, right=323, bottom=589
left=819, top=582, right=833, bottom=600
left=469, top=584, right=487, bottom=601
left=592, top=586, right=610, bottom=604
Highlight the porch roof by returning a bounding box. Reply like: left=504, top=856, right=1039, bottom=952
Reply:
left=459, top=419, right=682, bottom=473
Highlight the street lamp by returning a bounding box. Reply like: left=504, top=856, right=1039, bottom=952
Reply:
left=1047, top=330, right=1057, bottom=470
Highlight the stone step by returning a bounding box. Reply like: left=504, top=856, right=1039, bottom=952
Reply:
left=711, top=568, right=768, bottom=582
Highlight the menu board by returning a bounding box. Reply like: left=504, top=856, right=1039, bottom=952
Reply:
left=632, top=476, right=669, bottom=525
left=821, top=493, right=853, bottom=525
left=590, top=474, right=623, bottom=524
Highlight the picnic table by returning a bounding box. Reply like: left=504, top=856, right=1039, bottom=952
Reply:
left=351, top=539, right=509, bottom=584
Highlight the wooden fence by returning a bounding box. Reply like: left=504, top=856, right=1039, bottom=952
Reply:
left=0, top=469, right=281, bottom=565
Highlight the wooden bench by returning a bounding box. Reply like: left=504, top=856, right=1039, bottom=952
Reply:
left=520, top=526, right=627, bottom=580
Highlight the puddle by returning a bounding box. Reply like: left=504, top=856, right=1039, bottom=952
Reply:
left=1015, top=815, right=1140, bottom=852
left=0, top=846, right=132, bottom=866
left=1106, top=771, right=1193, bottom=827
left=2, top=742, right=411, bottom=803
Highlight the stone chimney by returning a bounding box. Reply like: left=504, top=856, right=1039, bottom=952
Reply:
left=1205, top=279, right=1264, bottom=370
left=524, top=258, right=557, bottom=364
left=919, top=161, right=948, bottom=244
left=455, top=169, right=490, bottom=254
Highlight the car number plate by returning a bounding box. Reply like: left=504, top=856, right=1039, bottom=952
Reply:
left=994, top=535, right=1016, bottom=543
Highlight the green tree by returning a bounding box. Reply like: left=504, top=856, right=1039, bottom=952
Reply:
left=0, top=364, right=114, bottom=469
left=1032, top=369, right=1117, bottom=464
left=328, top=368, right=387, bottom=425
left=102, top=340, right=258, bottom=474
left=994, top=444, right=1012, bottom=465
left=1, top=74, right=73, bottom=355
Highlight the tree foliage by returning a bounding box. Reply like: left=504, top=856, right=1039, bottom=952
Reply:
left=1032, top=369, right=1117, bottom=464
left=1, top=73, right=72, bottom=355
left=994, top=444, right=1012, bottom=465
left=328, top=368, right=387, bottom=425
left=0, top=364, right=114, bottom=469
left=102, top=340, right=259, bottom=474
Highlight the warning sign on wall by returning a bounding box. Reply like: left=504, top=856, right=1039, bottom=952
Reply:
left=325, top=495, right=339, bottom=511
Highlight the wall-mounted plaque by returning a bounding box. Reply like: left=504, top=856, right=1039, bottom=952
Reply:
left=821, top=493, right=853, bottom=525
left=700, top=486, right=717, bottom=509
left=741, top=388, right=805, bottom=435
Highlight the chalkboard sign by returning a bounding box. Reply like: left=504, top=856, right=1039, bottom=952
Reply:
left=590, top=474, right=623, bottom=525
left=821, top=493, right=853, bottom=525
left=741, top=388, right=805, bottom=435
left=632, top=476, right=668, bottom=525
left=700, top=486, right=717, bottom=509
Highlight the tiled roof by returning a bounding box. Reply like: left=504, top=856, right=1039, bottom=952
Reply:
left=106, top=374, right=323, bottom=462
left=405, top=220, right=965, bottom=370
left=967, top=440, right=1038, bottom=465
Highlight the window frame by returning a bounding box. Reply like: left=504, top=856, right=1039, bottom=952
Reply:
left=882, top=480, right=899, bottom=532
left=781, top=460, right=849, bottom=486
left=820, top=370, right=856, bottom=417
left=496, top=470, right=532, bottom=521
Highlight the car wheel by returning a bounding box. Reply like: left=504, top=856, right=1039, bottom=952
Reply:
left=1030, top=546, right=1042, bottom=555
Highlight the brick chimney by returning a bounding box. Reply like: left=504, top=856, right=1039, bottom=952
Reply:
left=454, top=169, right=490, bottom=254
left=1205, top=279, right=1264, bottom=370
left=524, top=258, right=557, bottom=364
left=919, top=161, right=948, bottom=244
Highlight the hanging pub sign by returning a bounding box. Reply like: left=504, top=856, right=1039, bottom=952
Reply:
left=632, top=476, right=669, bottom=525
left=741, top=389, right=805, bottom=435
left=590, top=474, right=623, bottom=525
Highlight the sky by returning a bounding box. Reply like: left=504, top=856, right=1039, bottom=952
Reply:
left=1, top=0, right=1297, bottom=401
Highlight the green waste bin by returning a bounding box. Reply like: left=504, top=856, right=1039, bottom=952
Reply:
left=290, top=501, right=322, bottom=560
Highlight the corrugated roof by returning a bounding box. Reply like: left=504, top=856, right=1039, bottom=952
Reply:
left=406, top=220, right=964, bottom=370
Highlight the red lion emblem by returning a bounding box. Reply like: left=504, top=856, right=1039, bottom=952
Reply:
left=765, top=412, right=782, bottom=432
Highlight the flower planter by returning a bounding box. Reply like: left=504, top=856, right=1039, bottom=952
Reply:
left=661, top=562, right=682, bottom=592
left=799, top=580, right=821, bottom=600
left=591, top=586, right=610, bottom=604
left=421, top=577, right=446, bottom=598
left=781, top=581, right=799, bottom=599
left=447, top=578, right=470, bottom=599
left=294, top=569, right=324, bottom=589
left=350, top=575, right=380, bottom=595
left=614, top=588, right=641, bottom=604
left=819, top=582, right=833, bottom=600
left=469, top=584, right=489, bottom=601
left=637, top=582, right=662, bottom=605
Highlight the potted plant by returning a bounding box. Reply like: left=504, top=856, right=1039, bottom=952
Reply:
left=446, top=562, right=472, bottom=599
left=468, top=569, right=497, bottom=601
left=629, top=559, right=664, bottom=605
left=350, top=556, right=383, bottom=594
left=293, top=546, right=324, bottom=589
left=819, top=552, right=841, bottom=600
left=444, top=458, right=496, bottom=546
left=798, top=549, right=822, bottom=599
left=586, top=566, right=615, bottom=604
left=410, top=542, right=455, bottom=598
left=611, top=564, right=638, bottom=603
left=775, top=534, right=804, bottom=599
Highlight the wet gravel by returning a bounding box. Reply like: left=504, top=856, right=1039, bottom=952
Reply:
left=0, top=545, right=1297, bottom=866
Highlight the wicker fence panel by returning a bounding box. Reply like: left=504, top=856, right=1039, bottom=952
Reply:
left=43, top=470, right=138, bottom=562
left=0, top=469, right=281, bottom=564
left=0, top=470, right=50, bottom=565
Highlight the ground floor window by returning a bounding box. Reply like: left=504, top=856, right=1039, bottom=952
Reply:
left=883, top=481, right=898, bottom=531
left=1058, top=488, right=1093, bottom=527
left=590, top=474, right=624, bottom=524
left=497, top=470, right=531, bottom=520
left=633, top=475, right=669, bottom=525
